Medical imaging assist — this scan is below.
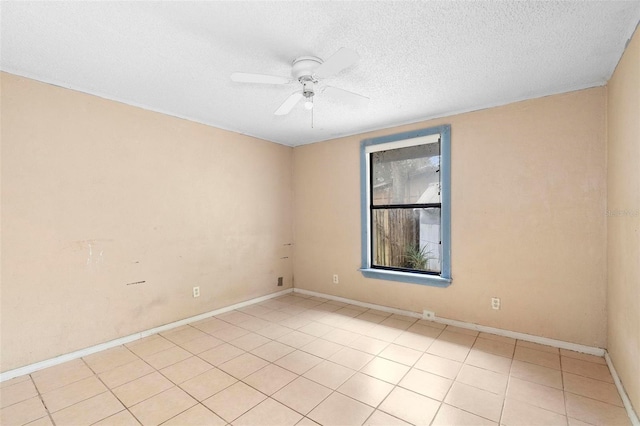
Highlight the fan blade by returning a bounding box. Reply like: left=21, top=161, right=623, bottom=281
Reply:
left=231, top=73, right=291, bottom=85
left=314, top=48, right=360, bottom=78
left=323, top=85, right=369, bottom=107
left=275, top=92, right=303, bottom=115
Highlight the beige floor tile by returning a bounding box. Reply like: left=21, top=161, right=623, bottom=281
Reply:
left=31, top=359, right=94, bottom=393
left=50, top=392, right=123, bottom=425
left=456, top=364, right=509, bottom=395
left=130, top=386, right=196, bottom=426
left=473, top=337, right=516, bottom=358
left=230, top=332, right=271, bottom=351
left=407, top=322, right=445, bottom=337
left=161, top=326, right=208, bottom=345
left=361, top=357, right=410, bottom=384
left=261, top=310, right=294, bottom=323
left=563, top=372, right=623, bottom=407
left=112, top=371, right=174, bottom=407
left=25, top=416, right=54, bottom=426
left=568, top=416, right=596, bottom=426
left=510, top=359, right=563, bottom=389
left=513, top=346, right=561, bottom=370
left=160, top=356, right=213, bottom=384
left=427, top=331, right=475, bottom=362
left=303, top=360, right=355, bottom=389
left=0, top=378, right=38, bottom=409
left=366, top=309, right=393, bottom=318
left=364, top=410, right=412, bottom=425
left=202, top=382, right=266, bottom=422
left=379, top=387, right=440, bottom=425
left=1, top=375, right=30, bottom=389
left=0, top=396, right=48, bottom=426
left=444, top=325, right=479, bottom=337
left=279, top=315, right=313, bottom=330
left=93, top=409, right=141, bottom=425
left=348, top=335, right=389, bottom=355
left=300, top=338, right=343, bottom=359
left=399, top=368, right=453, bottom=401
left=209, top=324, right=251, bottom=342
left=393, top=332, right=436, bottom=351
left=379, top=343, right=422, bottom=366
left=432, top=404, right=497, bottom=425
left=41, top=376, right=106, bottom=412
left=126, top=335, right=176, bottom=358
left=444, top=381, right=503, bottom=422
left=517, top=340, right=559, bottom=354
left=162, top=403, right=226, bottom=426
left=561, top=357, right=614, bottom=383
left=414, top=353, right=463, bottom=379
left=178, top=335, right=224, bottom=354
left=218, top=353, right=269, bottom=379
left=335, top=307, right=364, bottom=318
left=363, top=325, right=404, bottom=342
left=465, top=349, right=512, bottom=374
left=380, top=317, right=413, bottom=330
left=98, top=359, right=155, bottom=389
left=275, top=350, right=323, bottom=375
left=328, top=347, right=374, bottom=370
left=238, top=304, right=273, bottom=317
left=308, top=392, right=374, bottom=426
left=198, top=343, right=245, bottom=366
left=354, top=312, right=387, bottom=324
left=191, top=318, right=231, bottom=335
left=238, top=316, right=272, bottom=332
left=217, top=310, right=254, bottom=325
left=560, top=349, right=606, bottom=365
left=273, top=377, right=332, bottom=415
left=234, top=398, right=303, bottom=426
left=83, top=346, right=138, bottom=374
left=277, top=331, right=318, bottom=349
left=507, top=377, right=565, bottom=414
left=142, top=346, right=192, bottom=370
left=337, top=372, right=394, bottom=407
left=297, top=322, right=335, bottom=338
left=341, top=318, right=378, bottom=334
left=478, top=332, right=516, bottom=345
left=502, top=398, right=567, bottom=426
left=256, top=324, right=293, bottom=340
left=323, top=328, right=361, bottom=346
left=179, top=367, right=237, bottom=401
left=244, top=364, right=298, bottom=395
left=565, top=392, right=631, bottom=426
left=251, top=340, right=296, bottom=362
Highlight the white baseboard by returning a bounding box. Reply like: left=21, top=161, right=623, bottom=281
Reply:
left=605, top=352, right=640, bottom=426
left=0, top=288, right=293, bottom=383
left=293, top=288, right=605, bottom=356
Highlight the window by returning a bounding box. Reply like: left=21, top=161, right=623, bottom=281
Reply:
left=360, top=125, right=451, bottom=286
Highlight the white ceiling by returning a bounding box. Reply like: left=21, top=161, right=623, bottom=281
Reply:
left=2, top=1, right=639, bottom=147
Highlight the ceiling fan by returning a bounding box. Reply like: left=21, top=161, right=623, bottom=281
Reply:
left=231, top=48, right=368, bottom=116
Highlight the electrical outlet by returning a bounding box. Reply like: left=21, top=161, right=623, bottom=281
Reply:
left=332, top=274, right=339, bottom=284
left=422, top=309, right=436, bottom=320
left=277, top=277, right=283, bottom=286
left=193, top=286, right=200, bottom=298
left=491, top=297, right=500, bottom=310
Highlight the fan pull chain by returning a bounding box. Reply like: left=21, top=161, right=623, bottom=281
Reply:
left=311, top=96, right=314, bottom=128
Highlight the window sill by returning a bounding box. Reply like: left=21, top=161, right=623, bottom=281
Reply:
left=359, top=268, right=452, bottom=287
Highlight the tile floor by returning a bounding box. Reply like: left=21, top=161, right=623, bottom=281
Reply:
left=0, top=293, right=631, bottom=426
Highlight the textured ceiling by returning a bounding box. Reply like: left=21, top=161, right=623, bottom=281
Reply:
left=2, top=1, right=639, bottom=146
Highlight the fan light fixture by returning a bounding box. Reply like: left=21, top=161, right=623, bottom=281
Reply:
left=304, top=99, right=313, bottom=110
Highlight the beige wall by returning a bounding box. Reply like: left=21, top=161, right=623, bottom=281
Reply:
left=0, top=72, right=293, bottom=372
left=294, top=88, right=608, bottom=347
left=607, top=29, right=640, bottom=413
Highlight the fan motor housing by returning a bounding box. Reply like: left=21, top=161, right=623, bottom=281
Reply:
left=292, top=56, right=322, bottom=81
